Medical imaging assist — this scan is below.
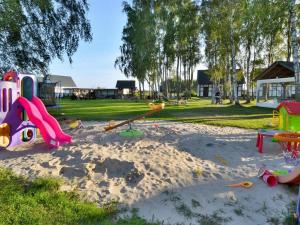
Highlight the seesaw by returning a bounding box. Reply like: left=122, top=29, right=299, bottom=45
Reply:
left=104, top=103, right=164, bottom=132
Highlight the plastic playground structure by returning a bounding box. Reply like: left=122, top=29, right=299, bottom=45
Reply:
left=104, top=102, right=165, bottom=132
left=274, top=132, right=300, bottom=165
left=0, top=71, right=72, bottom=148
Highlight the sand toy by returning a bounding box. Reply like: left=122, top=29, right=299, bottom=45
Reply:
left=226, top=181, right=253, bottom=188
left=274, top=132, right=300, bottom=166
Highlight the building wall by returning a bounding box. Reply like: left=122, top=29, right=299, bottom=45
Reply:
left=257, top=84, right=295, bottom=98
left=95, top=89, right=118, bottom=98
left=198, top=85, right=213, bottom=97
left=54, top=86, right=75, bottom=97
left=198, top=84, right=245, bottom=97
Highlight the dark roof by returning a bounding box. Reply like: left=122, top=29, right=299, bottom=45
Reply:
left=197, top=70, right=245, bottom=85
left=38, top=75, right=77, bottom=87
left=255, top=61, right=295, bottom=80
left=116, top=80, right=136, bottom=89
left=197, top=70, right=212, bottom=85
left=277, top=102, right=300, bottom=115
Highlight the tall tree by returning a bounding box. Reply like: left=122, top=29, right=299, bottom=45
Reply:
left=290, top=0, right=300, bottom=100
left=117, top=0, right=201, bottom=100
left=0, top=0, right=92, bottom=73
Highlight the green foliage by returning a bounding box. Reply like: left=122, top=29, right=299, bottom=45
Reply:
left=116, top=0, right=201, bottom=99
left=0, top=0, right=92, bottom=73
left=152, top=99, right=164, bottom=104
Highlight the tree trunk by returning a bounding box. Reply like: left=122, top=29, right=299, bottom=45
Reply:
left=246, top=42, right=251, bottom=103
left=138, top=81, right=142, bottom=100
left=183, top=64, right=187, bottom=99
left=148, top=80, right=151, bottom=98
left=226, top=49, right=232, bottom=102
left=190, top=66, right=194, bottom=99
left=187, top=65, right=191, bottom=99
left=230, top=27, right=239, bottom=105
left=142, top=81, right=145, bottom=99
left=251, top=48, right=257, bottom=101
left=179, top=59, right=182, bottom=96
left=290, top=0, right=300, bottom=100
left=176, top=56, right=180, bottom=100
left=287, top=6, right=292, bottom=62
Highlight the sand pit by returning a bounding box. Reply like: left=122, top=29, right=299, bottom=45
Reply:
left=0, top=121, right=297, bottom=224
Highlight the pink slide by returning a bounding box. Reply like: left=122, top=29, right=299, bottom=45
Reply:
left=18, top=96, right=72, bottom=148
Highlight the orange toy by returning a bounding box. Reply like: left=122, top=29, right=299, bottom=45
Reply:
left=226, top=181, right=253, bottom=188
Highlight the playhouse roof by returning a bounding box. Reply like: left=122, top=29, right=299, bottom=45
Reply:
left=276, top=102, right=300, bottom=115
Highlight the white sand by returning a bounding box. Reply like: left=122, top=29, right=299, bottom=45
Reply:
left=0, top=121, right=297, bottom=225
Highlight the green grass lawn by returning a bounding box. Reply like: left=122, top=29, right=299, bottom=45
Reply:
left=0, top=168, right=158, bottom=225
left=50, top=98, right=273, bottom=130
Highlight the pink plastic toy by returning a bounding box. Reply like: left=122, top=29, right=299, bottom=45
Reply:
left=260, top=170, right=278, bottom=187
left=0, top=70, right=72, bottom=148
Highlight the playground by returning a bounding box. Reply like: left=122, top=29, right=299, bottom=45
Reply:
left=0, top=120, right=298, bottom=224
left=0, top=71, right=299, bottom=224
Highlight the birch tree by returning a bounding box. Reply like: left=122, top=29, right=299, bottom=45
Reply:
left=290, top=0, right=300, bottom=100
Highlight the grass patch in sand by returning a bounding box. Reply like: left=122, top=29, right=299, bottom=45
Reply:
left=197, top=211, right=232, bottom=225
left=282, top=201, right=297, bottom=225
left=50, top=98, right=273, bottom=130
left=0, top=168, right=157, bottom=225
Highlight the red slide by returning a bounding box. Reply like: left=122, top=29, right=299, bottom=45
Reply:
left=18, top=96, right=72, bottom=148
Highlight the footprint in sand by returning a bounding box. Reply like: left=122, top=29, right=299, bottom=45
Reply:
left=186, top=157, right=193, bottom=162
left=94, top=158, right=144, bottom=186
left=120, top=187, right=127, bottom=193
left=143, top=163, right=150, bottom=170
left=98, top=180, right=110, bottom=187
left=213, top=173, right=223, bottom=179
left=59, top=166, right=86, bottom=178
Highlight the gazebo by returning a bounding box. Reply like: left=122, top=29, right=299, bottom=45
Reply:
left=255, top=61, right=296, bottom=108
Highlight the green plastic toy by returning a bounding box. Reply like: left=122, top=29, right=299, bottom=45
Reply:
left=272, top=170, right=289, bottom=176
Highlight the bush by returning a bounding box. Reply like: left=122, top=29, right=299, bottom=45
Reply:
left=70, top=94, right=77, bottom=100
left=191, top=90, right=198, bottom=97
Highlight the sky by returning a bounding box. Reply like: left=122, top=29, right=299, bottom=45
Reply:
left=49, top=0, right=205, bottom=89
left=49, top=1, right=129, bottom=89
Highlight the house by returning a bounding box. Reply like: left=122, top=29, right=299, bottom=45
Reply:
left=94, top=88, right=119, bottom=99
left=197, top=70, right=245, bottom=97
left=255, top=61, right=295, bottom=108
left=64, top=87, right=96, bottom=99
left=116, top=80, right=136, bottom=97
left=276, top=102, right=300, bottom=131
left=38, top=75, right=77, bottom=97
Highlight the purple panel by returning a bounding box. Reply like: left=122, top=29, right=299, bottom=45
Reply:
left=2, top=89, right=6, bottom=112
left=8, top=88, right=12, bottom=111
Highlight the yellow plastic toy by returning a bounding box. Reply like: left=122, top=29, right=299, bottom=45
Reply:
left=226, top=181, right=253, bottom=188
left=0, top=123, right=10, bottom=147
